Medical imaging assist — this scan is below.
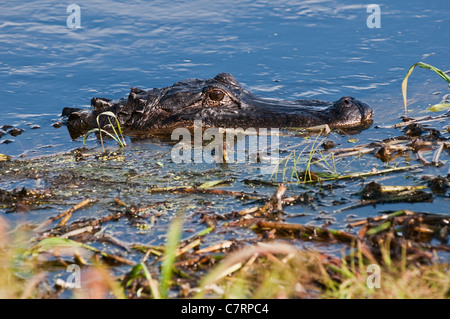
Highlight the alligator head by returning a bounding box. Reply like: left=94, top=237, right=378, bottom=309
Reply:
left=64, top=73, right=373, bottom=139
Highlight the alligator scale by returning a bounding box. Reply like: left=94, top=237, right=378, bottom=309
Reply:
left=64, top=73, right=373, bottom=139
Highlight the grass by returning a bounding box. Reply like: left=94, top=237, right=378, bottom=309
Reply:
left=1, top=199, right=449, bottom=299
left=402, top=62, right=450, bottom=115
left=159, top=212, right=184, bottom=298
left=270, top=128, right=338, bottom=184
left=0, top=218, right=26, bottom=298
left=325, top=263, right=449, bottom=299
left=323, top=241, right=450, bottom=299
left=82, top=111, right=127, bottom=152
left=195, top=240, right=449, bottom=299
left=195, top=242, right=325, bottom=299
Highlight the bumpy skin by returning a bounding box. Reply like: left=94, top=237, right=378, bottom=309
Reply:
left=64, top=73, right=373, bottom=139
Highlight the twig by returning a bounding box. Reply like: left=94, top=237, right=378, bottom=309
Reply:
left=97, top=233, right=132, bottom=252
left=114, top=198, right=128, bottom=207
left=60, top=226, right=94, bottom=239
left=334, top=199, right=378, bottom=213
left=392, top=114, right=449, bottom=128
left=281, top=164, right=422, bottom=184
left=347, top=210, right=414, bottom=227
left=57, top=212, right=73, bottom=228
left=174, top=238, right=202, bottom=257
left=255, top=221, right=356, bottom=243
left=34, top=198, right=97, bottom=232
left=432, top=142, right=444, bottom=165
left=332, top=148, right=374, bottom=158
left=156, top=238, right=202, bottom=263
left=96, top=251, right=135, bottom=266
left=417, top=151, right=430, bottom=165
left=196, top=240, right=233, bottom=254
left=148, top=186, right=259, bottom=199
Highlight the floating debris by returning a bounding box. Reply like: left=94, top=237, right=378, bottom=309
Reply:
left=8, top=128, right=25, bottom=137
left=321, top=140, right=336, bottom=150
left=0, top=187, right=52, bottom=212
left=252, top=220, right=357, bottom=243
left=34, top=198, right=97, bottom=232
left=1, top=124, right=13, bottom=130
left=403, top=123, right=425, bottom=137
left=423, top=175, right=449, bottom=194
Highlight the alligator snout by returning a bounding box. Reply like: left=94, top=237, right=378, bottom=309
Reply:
left=333, top=96, right=373, bottom=127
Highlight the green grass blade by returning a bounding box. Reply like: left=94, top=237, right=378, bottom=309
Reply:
left=82, top=128, right=101, bottom=147
left=32, top=237, right=84, bottom=254
left=106, top=117, right=124, bottom=147
left=82, top=109, right=127, bottom=151
left=83, top=128, right=122, bottom=149
left=366, top=221, right=391, bottom=236
left=160, top=212, right=184, bottom=299
left=113, top=116, right=126, bottom=146
left=402, top=62, right=450, bottom=116
left=417, top=63, right=450, bottom=83
left=139, top=262, right=161, bottom=299
left=95, top=111, right=126, bottom=149
left=96, top=114, right=105, bottom=151
left=100, top=129, right=122, bottom=145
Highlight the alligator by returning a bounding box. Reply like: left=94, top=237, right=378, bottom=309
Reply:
left=63, top=73, right=373, bottom=139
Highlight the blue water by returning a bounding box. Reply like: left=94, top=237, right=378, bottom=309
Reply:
left=1, top=0, right=449, bottom=157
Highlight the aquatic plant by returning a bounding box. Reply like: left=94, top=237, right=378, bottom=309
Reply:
left=270, top=128, right=337, bottom=184
left=82, top=111, right=127, bottom=152
left=402, top=62, right=450, bottom=115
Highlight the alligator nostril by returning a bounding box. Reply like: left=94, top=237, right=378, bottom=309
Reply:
left=340, top=97, right=358, bottom=108
left=341, top=98, right=352, bottom=107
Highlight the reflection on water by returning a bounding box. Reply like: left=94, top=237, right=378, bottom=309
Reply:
left=0, top=0, right=449, bottom=157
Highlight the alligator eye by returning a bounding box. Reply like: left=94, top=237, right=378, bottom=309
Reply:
left=208, top=89, right=225, bottom=101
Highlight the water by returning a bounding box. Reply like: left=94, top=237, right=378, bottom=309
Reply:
left=0, top=1, right=449, bottom=266
left=1, top=1, right=449, bottom=157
